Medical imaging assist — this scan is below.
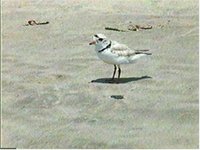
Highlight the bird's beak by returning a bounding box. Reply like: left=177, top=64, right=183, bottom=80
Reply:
left=89, top=40, right=96, bottom=45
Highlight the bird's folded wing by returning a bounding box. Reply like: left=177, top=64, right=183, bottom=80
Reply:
left=111, top=42, right=136, bottom=56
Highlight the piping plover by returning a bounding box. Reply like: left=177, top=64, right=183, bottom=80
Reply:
left=89, top=33, right=151, bottom=83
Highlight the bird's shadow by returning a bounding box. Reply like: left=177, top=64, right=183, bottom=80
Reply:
left=90, top=75, right=152, bottom=84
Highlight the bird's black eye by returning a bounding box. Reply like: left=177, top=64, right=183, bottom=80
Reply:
left=99, top=38, right=103, bottom=41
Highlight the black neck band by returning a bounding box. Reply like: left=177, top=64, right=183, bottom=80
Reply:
left=98, top=41, right=112, bottom=53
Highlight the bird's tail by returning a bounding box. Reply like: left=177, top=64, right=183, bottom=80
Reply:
left=128, top=49, right=152, bottom=63
left=135, top=49, right=152, bottom=55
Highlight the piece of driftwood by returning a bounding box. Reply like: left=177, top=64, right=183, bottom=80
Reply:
left=127, top=25, right=138, bottom=31
left=139, top=25, right=152, bottom=29
left=128, top=24, right=152, bottom=31
left=105, top=24, right=153, bottom=32
left=110, top=95, right=124, bottom=99
left=105, top=27, right=127, bottom=32
left=24, top=20, right=49, bottom=26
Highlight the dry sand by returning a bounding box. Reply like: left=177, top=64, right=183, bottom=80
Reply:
left=2, top=0, right=199, bottom=148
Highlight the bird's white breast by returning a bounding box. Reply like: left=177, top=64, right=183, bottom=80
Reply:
left=96, top=48, right=130, bottom=65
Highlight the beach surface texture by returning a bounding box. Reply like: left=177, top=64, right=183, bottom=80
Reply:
left=2, top=0, right=199, bottom=148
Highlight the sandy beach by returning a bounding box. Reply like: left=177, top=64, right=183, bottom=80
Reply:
left=2, top=0, right=199, bottom=148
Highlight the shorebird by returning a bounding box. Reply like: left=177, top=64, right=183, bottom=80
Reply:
left=89, top=33, right=151, bottom=83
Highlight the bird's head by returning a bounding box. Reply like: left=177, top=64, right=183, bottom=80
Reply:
left=89, top=34, right=110, bottom=48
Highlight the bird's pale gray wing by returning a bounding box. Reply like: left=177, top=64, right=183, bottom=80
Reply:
left=111, top=42, right=136, bottom=56
left=111, top=41, right=132, bottom=51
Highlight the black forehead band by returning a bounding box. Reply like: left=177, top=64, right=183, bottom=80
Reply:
left=94, top=34, right=99, bottom=38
